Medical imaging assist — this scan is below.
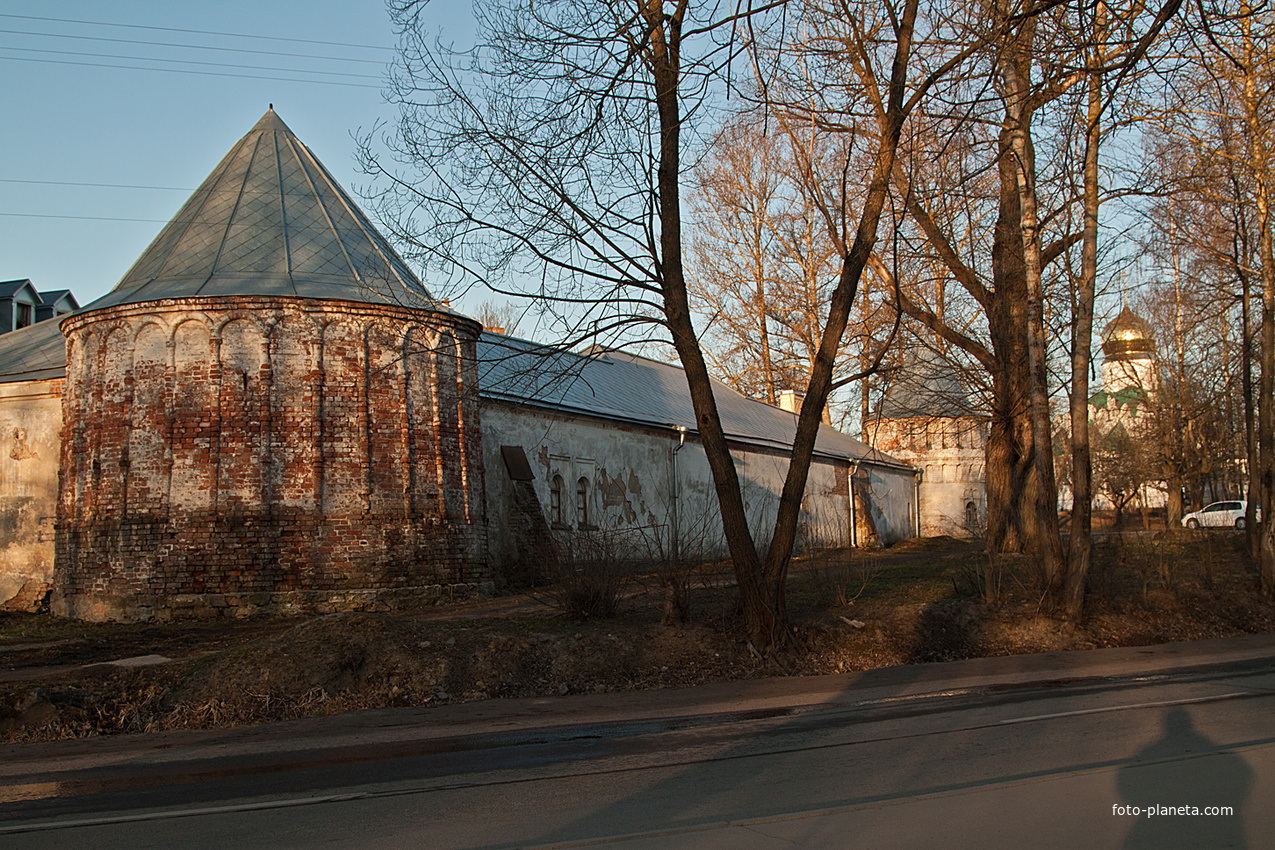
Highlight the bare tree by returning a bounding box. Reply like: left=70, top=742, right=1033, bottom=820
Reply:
left=1093, top=423, right=1155, bottom=525
left=687, top=112, right=897, bottom=428
left=473, top=300, right=525, bottom=335
left=868, top=0, right=1184, bottom=621
left=687, top=116, right=791, bottom=406
left=1149, top=4, right=1275, bottom=590
left=362, top=0, right=999, bottom=650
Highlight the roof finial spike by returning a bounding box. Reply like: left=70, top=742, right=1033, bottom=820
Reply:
left=269, top=103, right=274, bottom=111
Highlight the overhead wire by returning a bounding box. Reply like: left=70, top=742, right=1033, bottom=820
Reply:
left=0, top=12, right=395, bottom=53
left=0, top=44, right=384, bottom=81
left=0, top=179, right=192, bottom=191
left=0, top=13, right=395, bottom=229
left=0, top=27, right=390, bottom=65
left=0, top=55, right=382, bottom=89
left=0, top=212, right=169, bottom=223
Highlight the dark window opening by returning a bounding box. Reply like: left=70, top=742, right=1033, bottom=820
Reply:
left=550, top=475, right=564, bottom=525
left=576, top=477, right=589, bottom=527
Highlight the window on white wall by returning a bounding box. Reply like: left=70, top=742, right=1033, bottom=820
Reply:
left=576, top=477, right=590, bottom=528
left=550, top=474, right=564, bottom=525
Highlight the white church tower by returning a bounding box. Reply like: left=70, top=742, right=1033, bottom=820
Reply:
left=1100, top=306, right=1157, bottom=397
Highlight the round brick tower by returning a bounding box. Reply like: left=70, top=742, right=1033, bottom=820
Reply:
left=53, top=109, right=485, bottom=621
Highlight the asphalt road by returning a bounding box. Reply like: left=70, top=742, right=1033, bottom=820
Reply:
left=3, top=636, right=1274, bottom=849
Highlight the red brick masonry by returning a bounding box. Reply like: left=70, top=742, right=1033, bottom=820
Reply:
left=54, top=297, right=487, bottom=621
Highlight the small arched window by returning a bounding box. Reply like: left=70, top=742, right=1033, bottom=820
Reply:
left=965, top=501, right=980, bottom=529
left=576, top=477, right=590, bottom=527
left=550, top=475, right=564, bottom=525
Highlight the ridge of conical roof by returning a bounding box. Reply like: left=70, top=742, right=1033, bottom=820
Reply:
left=88, top=107, right=439, bottom=312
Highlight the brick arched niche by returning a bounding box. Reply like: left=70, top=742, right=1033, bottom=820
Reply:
left=52, top=297, right=486, bottom=622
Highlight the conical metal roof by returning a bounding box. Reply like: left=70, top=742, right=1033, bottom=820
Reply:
left=874, top=346, right=978, bottom=420
left=88, top=108, right=437, bottom=311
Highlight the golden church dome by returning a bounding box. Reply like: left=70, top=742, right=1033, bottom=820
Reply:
left=1101, top=306, right=1154, bottom=360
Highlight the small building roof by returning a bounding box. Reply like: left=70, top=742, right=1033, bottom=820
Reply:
left=86, top=108, right=441, bottom=313
left=0, top=279, right=39, bottom=300
left=38, top=290, right=79, bottom=309
left=478, top=333, right=907, bottom=467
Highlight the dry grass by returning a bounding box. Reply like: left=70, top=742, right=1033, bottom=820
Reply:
left=3, top=531, right=1272, bottom=742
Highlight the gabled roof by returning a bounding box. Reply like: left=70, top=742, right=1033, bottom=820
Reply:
left=38, top=290, right=78, bottom=310
left=86, top=108, right=440, bottom=313
left=0, top=279, right=39, bottom=300
left=478, top=333, right=907, bottom=467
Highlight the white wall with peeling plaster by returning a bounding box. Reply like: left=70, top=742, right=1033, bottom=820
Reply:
left=481, top=400, right=916, bottom=580
left=0, top=379, right=61, bottom=609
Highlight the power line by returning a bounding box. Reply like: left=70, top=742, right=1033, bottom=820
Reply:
left=0, top=12, right=395, bottom=53
left=0, top=45, right=383, bottom=81
left=0, top=178, right=192, bottom=191
left=0, top=212, right=168, bottom=223
left=0, top=55, right=383, bottom=89
left=0, top=26, right=390, bottom=65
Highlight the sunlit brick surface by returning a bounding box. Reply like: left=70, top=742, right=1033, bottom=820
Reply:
left=53, top=297, right=486, bottom=622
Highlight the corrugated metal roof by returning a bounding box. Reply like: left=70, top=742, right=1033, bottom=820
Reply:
left=87, top=108, right=441, bottom=313
left=0, top=320, right=68, bottom=383
left=478, top=333, right=907, bottom=467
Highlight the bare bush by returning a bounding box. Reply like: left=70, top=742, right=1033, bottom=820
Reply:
left=544, top=529, right=632, bottom=620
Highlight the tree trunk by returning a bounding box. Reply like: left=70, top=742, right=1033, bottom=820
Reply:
left=757, top=0, right=923, bottom=649
left=1242, top=19, right=1275, bottom=595
left=651, top=0, right=927, bottom=651
left=985, top=127, right=1036, bottom=555
left=1166, top=471, right=1185, bottom=529
left=1001, top=7, right=1066, bottom=592
left=1241, top=250, right=1259, bottom=555
left=1066, top=16, right=1103, bottom=620
left=640, top=3, right=782, bottom=646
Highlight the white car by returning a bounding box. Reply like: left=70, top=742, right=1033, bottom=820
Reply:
left=1181, top=500, right=1257, bottom=530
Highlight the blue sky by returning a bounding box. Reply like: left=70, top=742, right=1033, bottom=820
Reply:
left=0, top=1, right=473, bottom=309
left=0, top=0, right=1144, bottom=371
